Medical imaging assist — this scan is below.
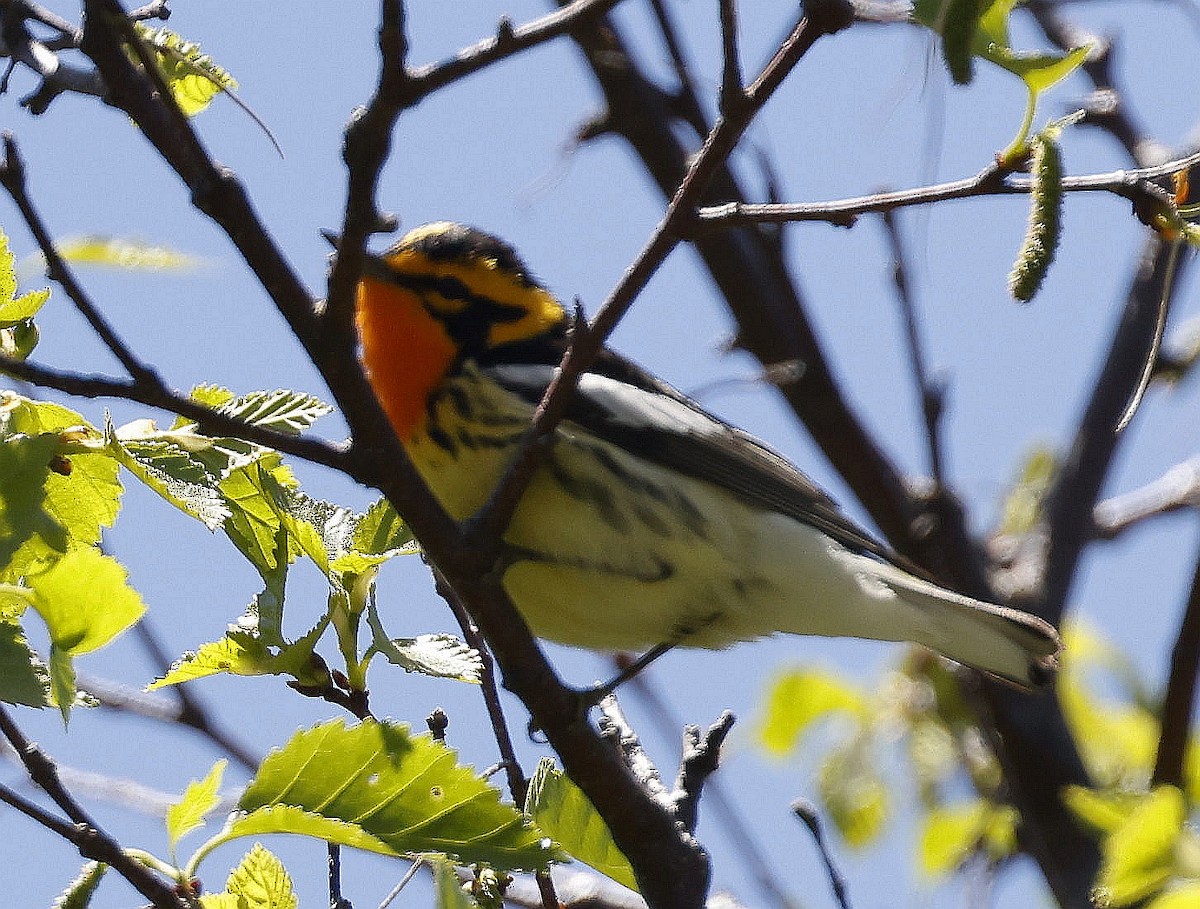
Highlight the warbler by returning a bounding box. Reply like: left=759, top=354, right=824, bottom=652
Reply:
left=351, top=222, right=1060, bottom=687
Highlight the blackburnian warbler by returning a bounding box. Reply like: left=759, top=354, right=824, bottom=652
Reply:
left=351, top=222, right=1059, bottom=687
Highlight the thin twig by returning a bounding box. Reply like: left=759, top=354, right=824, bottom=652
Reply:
left=614, top=655, right=796, bottom=909
left=1152, top=547, right=1200, bottom=787
left=0, top=706, right=189, bottom=908
left=791, top=800, right=851, bottom=909
left=694, top=153, right=1200, bottom=229
left=0, top=134, right=158, bottom=383
left=463, top=0, right=855, bottom=556
left=0, top=354, right=353, bottom=473
left=1092, top=457, right=1200, bottom=540
left=434, top=571, right=561, bottom=909
left=879, top=208, right=944, bottom=484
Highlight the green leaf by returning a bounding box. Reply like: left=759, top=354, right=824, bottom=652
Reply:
left=367, top=632, right=482, bottom=684
left=818, top=741, right=888, bottom=848
left=758, top=668, right=867, bottom=755
left=920, top=799, right=989, bottom=878
left=53, top=236, right=200, bottom=272
left=198, top=894, right=245, bottom=909
left=1063, top=785, right=1139, bottom=835
left=220, top=844, right=296, bottom=909
left=190, top=804, right=399, bottom=876
left=433, top=858, right=479, bottom=909
left=0, top=615, right=50, bottom=706
left=0, top=395, right=123, bottom=580
left=219, top=457, right=297, bottom=582
left=0, top=290, right=50, bottom=327
left=166, top=760, right=228, bottom=852
left=352, top=498, right=416, bottom=558
left=27, top=548, right=146, bottom=720
left=238, top=719, right=556, bottom=871
left=133, top=25, right=238, bottom=117
left=28, top=548, right=146, bottom=656
left=1096, top=786, right=1186, bottom=907
left=0, top=431, right=63, bottom=579
left=148, top=617, right=329, bottom=690
left=997, top=447, right=1056, bottom=536
left=0, top=231, right=50, bottom=328
left=106, top=417, right=228, bottom=530
left=525, top=758, right=637, bottom=890
left=52, top=861, right=108, bottom=909
left=217, top=390, right=333, bottom=437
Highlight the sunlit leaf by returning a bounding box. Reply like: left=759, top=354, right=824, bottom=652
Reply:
left=133, top=25, right=238, bottom=117
left=107, top=417, right=228, bottom=531
left=1096, top=786, right=1186, bottom=907
left=1149, top=883, right=1200, bottom=909
left=52, top=861, right=107, bottom=909
left=525, top=758, right=637, bottom=890
left=920, top=799, right=988, bottom=877
left=433, top=857, right=478, bottom=909
left=367, top=632, right=482, bottom=684
left=220, top=844, right=296, bottom=909
left=217, top=390, right=333, bottom=437
left=167, top=760, right=228, bottom=852
left=818, top=738, right=888, bottom=848
left=759, top=667, right=867, bottom=755
left=28, top=548, right=146, bottom=656
left=238, top=719, right=557, bottom=870
left=53, top=236, right=200, bottom=271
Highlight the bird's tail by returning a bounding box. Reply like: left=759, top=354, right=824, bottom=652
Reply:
left=858, top=558, right=1061, bottom=688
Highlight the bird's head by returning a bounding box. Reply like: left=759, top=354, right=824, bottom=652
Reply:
left=341, top=222, right=567, bottom=440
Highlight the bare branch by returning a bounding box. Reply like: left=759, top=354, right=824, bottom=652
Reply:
left=1152, top=547, right=1200, bottom=788
left=1, top=133, right=160, bottom=384
left=694, top=153, right=1200, bottom=229
left=0, top=705, right=189, bottom=908
left=1093, top=457, right=1200, bottom=539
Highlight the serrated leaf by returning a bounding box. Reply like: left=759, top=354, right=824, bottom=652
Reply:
left=190, top=804, right=400, bottom=875
left=369, top=633, right=482, bottom=684
left=525, top=758, right=636, bottom=890
left=0, top=230, right=15, bottom=306
left=106, top=417, right=228, bottom=530
left=0, top=396, right=123, bottom=580
left=920, top=799, right=989, bottom=878
left=353, top=499, right=416, bottom=557
left=53, top=236, right=200, bottom=271
left=134, top=25, right=238, bottom=117
left=219, top=458, right=297, bottom=581
left=239, top=719, right=556, bottom=871
left=0, top=617, right=50, bottom=706
left=220, top=844, right=296, bottom=909
left=0, top=289, right=50, bottom=327
left=149, top=616, right=329, bottom=690
left=198, top=894, right=245, bottom=909
left=167, top=760, right=228, bottom=851
left=52, top=861, right=107, bottom=909
left=28, top=548, right=146, bottom=655
left=433, top=858, right=478, bottom=909
left=217, top=390, right=333, bottom=437
left=1096, top=786, right=1185, bottom=907
left=27, top=548, right=146, bottom=720
left=759, top=668, right=867, bottom=755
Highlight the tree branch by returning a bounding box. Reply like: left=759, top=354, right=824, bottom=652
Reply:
left=1152, top=545, right=1200, bottom=788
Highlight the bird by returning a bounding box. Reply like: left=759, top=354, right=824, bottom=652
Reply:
left=348, top=221, right=1060, bottom=688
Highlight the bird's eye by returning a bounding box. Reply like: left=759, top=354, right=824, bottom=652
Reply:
left=431, top=275, right=471, bottom=301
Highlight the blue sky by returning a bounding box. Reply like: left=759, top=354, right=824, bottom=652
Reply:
left=2, top=2, right=1199, bottom=907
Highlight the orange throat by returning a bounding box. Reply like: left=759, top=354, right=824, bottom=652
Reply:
left=356, top=279, right=457, bottom=443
